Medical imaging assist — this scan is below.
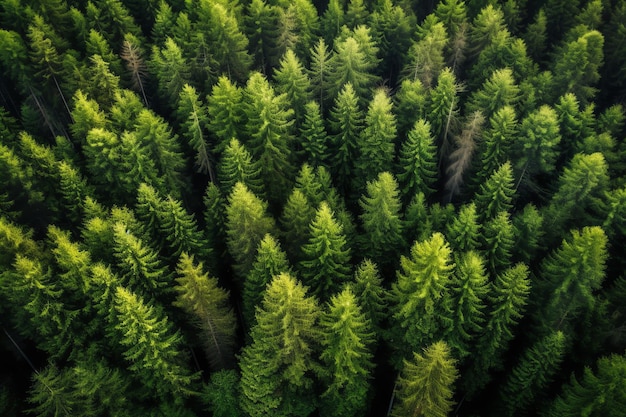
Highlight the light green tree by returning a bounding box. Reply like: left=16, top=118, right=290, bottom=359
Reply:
left=397, top=119, right=438, bottom=202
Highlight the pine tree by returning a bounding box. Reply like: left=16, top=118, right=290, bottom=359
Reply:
left=403, top=20, right=447, bottom=88
left=481, top=211, right=515, bottom=277
left=397, top=119, right=438, bottom=202
left=225, top=182, right=276, bottom=280
left=469, top=4, right=508, bottom=55
left=280, top=188, right=315, bottom=263
left=328, top=36, right=378, bottom=100
left=358, top=172, right=404, bottom=267
left=512, top=203, right=544, bottom=264
left=466, top=67, right=519, bottom=120
left=239, top=273, right=320, bottom=417
left=299, top=101, right=329, bottom=166
left=446, top=251, right=489, bottom=358
left=390, top=233, right=454, bottom=360
left=394, top=79, right=428, bottom=140
left=70, top=90, right=108, bottom=144
left=243, top=72, right=295, bottom=204
left=391, top=341, right=459, bottom=417
left=112, top=286, right=196, bottom=399
left=299, top=201, right=352, bottom=300
left=351, top=259, right=386, bottom=331
left=173, top=253, right=236, bottom=370
left=544, top=354, right=626, bottom=417
left=328, top=82, right=363, bottom=193
left=242, top=233, right=291, bottom=328
left=474, top=161, right=515, bottom=222
left=207, top=75, right=244, bottom=155
left=536, top=226, right=608, bottom=335
left=474, top=105, right=517, bottom=187
left=176, top=84, right=213, bottom=177
left=499, top=331, right=567, bottom=416
left=245, top=0, right=281, bottom=73
left=319, top=287, right=375, bottom=417
left=428, top=67, right=461, bottom=145
left=308, top=37, right=332, bottom=111
left=465, top=263, right=531, bottom=395
left=273, top=49, right=312, bottom=124
left=352, top=89, right=397, bottom=195
left=446, top=203, right=481, bottom=252
left=150, top=37, right=190, bottom=107
left=218, top=138, right=265, bottom=198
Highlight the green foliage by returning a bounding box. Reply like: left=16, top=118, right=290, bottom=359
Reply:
left=394, top=79, right=428, bottom=139
left=544, top=354, right=626, bottom=417
left=150, top=37, right=190, bottom=107
left=239, top=273, right=320, bottom=417
left=298, top=101, right=329, bottom=166
left=474, top=161, right=515, bottom=222
left=481, top=211, right=515, bottom=276
left=273, top=49, right=312, bottom=123
left=203, top=370, right=243, bottom=417
left=174, top=253, right=236, bottom=370
left=319, top=287, right=375, bottom=417
left=112, top=286, right=196, bottom=398
left=328, top=34, right=378, bottom=100
left=279, top=188, right=315, bottom=263
left=499, top=331, right=567, bottom=416
left=351, top=259, right=386, bottom=331
left=242, top=233, right=291, bottom=328
left=391, top=341, right=459, bottom=417
left=207, top=75, right=244, bottom=155
left=391, top=233, right=454, bottom=360
left=403, top=19, right=447, bottom=89
left=466, top=68, right=519, bottom=119
left=218, top=138, right=264, bottom=198
left=358, top=172, right=404, bottom=266
left=225, top=182, right=276, bottom=280
left=176, top=84, right=213, bottom=176
left=446, top=203, right=481, bottom=252
left=299, top=201, right=352, bottom=299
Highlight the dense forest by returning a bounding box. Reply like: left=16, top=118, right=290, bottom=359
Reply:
left=1, top=0, right=626, bottom=415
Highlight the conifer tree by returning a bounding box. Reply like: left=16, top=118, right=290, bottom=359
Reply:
left=176, top=84, right=213, bottom=177
left=294, top=163, right=325, bottom=208
left=428, top=67, right=461, bottom=144
left=27, top=364, right=87, bottom=417
left=319, top=287, right=375, bottom=417
left=225, top=182, right=276, bottom=280
left=475, top=105, right=517, bottom=187
left=58, top=161, right=93, bottom=226
left=207, top=75, right=244, bottom=155
left=328, top=36, right=378, bottom=100
left=112, top=286, right=195, bottom=399
left=397, top=119, right=438, bottom=202
left=544, top=354, right=626, bottom=417
left=446, top=251, right=489, bottom=358
left=218, top=138, right=265, bottom=198
left=474, top=161, right=515, bottom=222
left=203, top=182, right=226, bottom=271
left=446, top=203, right=481, bottom=252
left=174, top=253, right=236, bottom=370
left=466, top=67, right=519, bottom=120
left=351, top=259, right=386, bottom=331
left=308, top=37, right=332, bottom=111
left=391, top=341, right=459, bottom=417
left=352, top=89, right=397, bottom=194
left=481, top=211, right=515, bottom=277
left=150, top=37, right=190, bottom=107
left=536, top=227, right=608, bottom=335
left=403, top=20, right=447, bottom=89
left=358, top=172, right=404, bottom=267
left=499, top=331, right=567, bottom=417
left=273, top=49, right=312, bottom=124
left=394, top=79, right=428, bottom=139
left=243, top=72, right=295, bottom=203
left=390, top=233, right=454, bottom=360
left=242, top=233, right=291, bottom=328
left=328, top=83, right=363, bottom=193
left=299, top=101, right=329, bottom=167
left=239, top=273, right=320, bottom=417
left=120, top=33, right=149, bottom=105
left=245, top=0, right=281, bottom=73
left=280, top=188, right=315, bottom=263
left=299, top=201, right=352, bottom=300
left=70, top=90, right=108, bottom=143
left=203, top=369, right=243, bottom=417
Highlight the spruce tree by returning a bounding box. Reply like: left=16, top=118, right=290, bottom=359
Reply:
left=391, top=341, right=459, bottom=417
left=402, top=20, right=447, bottom=89
left=352, top=89, right=397, bottom=195
left=466, top=67, right=519, bottom=120
left=358, top=172, right=404, bottom=267
left=299, top=201, right=352, bottom=300
left=474, top=106, right=517, bottom=187
left=173, top=253, right=236, bottom=370
left=225, top=182, right=276, bottom=280
left=397, top=119, right=438, bottom=202
left=242, top=233, right=291, bottom=328
left=351, top=259, right=386, bottom=331
left=273, top=49, right=312, bottom=124
left=280, top=188, right=315, bottom=263
left=390, top=233, right=454, bottom=360
left=481, top=210, right=515, bottom=277
left=218, top=138, right=265, bottom=198
left=394, top=79, right=428, bottom=140
left=176, top=84, right=213, bottom=177
left=328, top=35, right=378, bottom=100
left=206, top=75, right=244, bottom=155
left=473, top=161, right=515, bottom=222
left=319, top=287, right=375, bottom=417
left=499, top=331, right=567, bottom=417
left=308, top=37, right=332, bottom=111
left=299, top=101, right=329, bottom=167
left=239, top=273, right=320, bottom=417
left=446, top=203, right=481, bottom=252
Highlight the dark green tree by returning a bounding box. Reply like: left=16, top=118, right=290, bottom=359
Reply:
left=239, top=273, right=320, bottom=417
left=299, top=201, right=352, bottom=300
left=394, top=79, right=428, bottom=140
left=218, top=138, right=265, bottom=198
left=481, top=211, right=515, bottom=277
left=351, top=259, right=386, bottom=331
left=176, top=84, right=213, bottom=177
left=473, top=160, right=515, bottom=222
left=466, top=67, right=519, bottom=120
left=474, top=105, right=517, bottom=187
left=280, top=188, right=315, bottom=263
left=446, top=203, right=481, bottom=252
left=150, top=37, right=190, bottom=107
left=273, top=49, right=312, bottom=124
left=319, top=287, right=375, bottom=417
left=207, top=75, right=244, bottom=155
left=397, top=119, right=438, bottom=202
left=242, top=233, right=291, bottom=328
left=308, top=37, right=333, bottom=111
left=328, top=35, right=378, bottom=100
left=203, top=370, right=243, bottom=417
left=402, top=20, right=447, bottom=89
left=299, top=101, right=329, bottom=167
left=358, top=172, right=404, bottom=267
